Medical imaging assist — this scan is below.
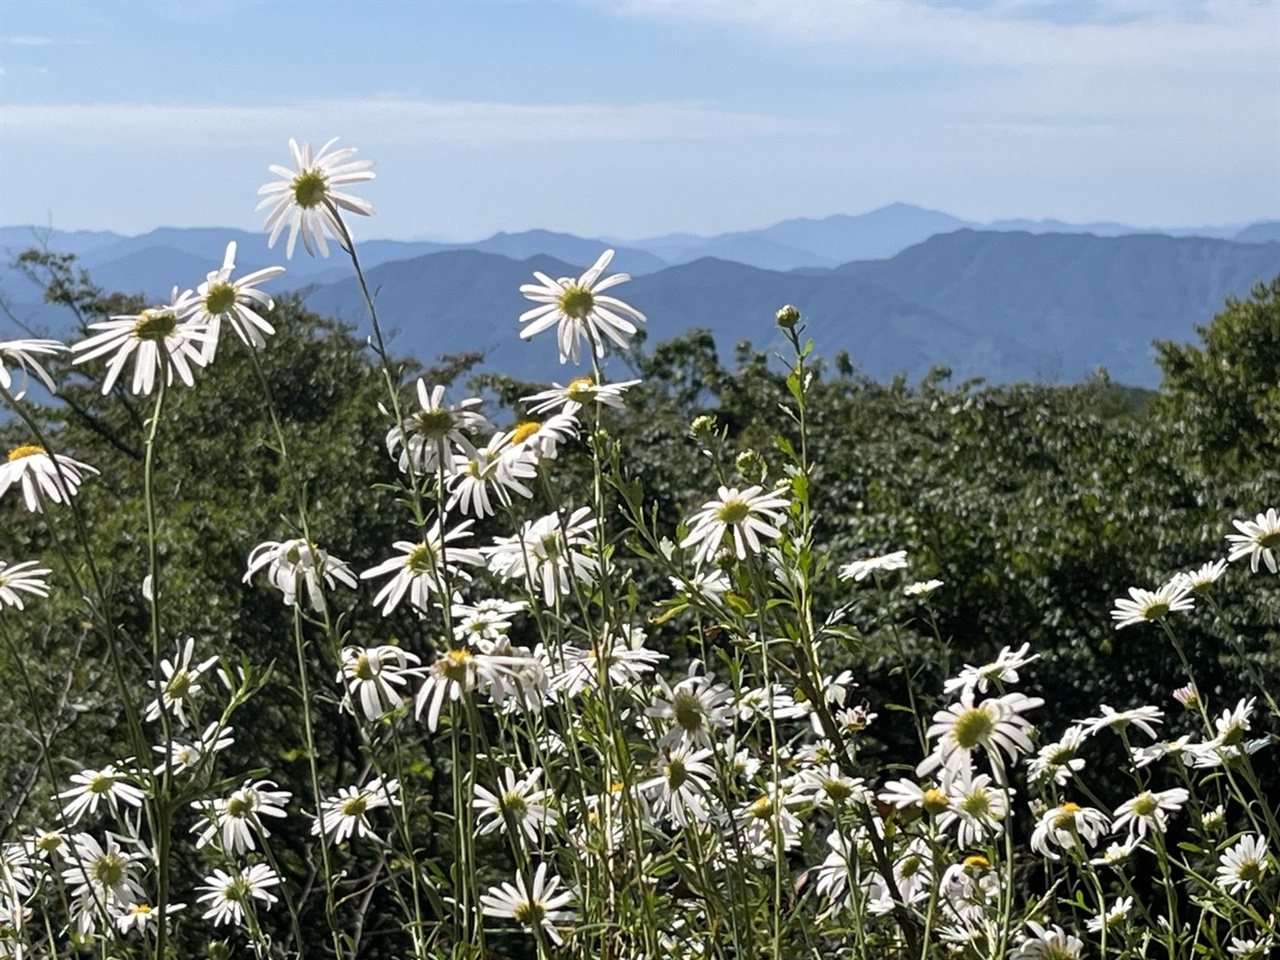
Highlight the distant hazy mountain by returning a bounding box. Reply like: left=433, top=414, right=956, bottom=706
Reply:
left=3, top=217, right=1275, bottom=388
left=300, top=231, right=1278, bottom=387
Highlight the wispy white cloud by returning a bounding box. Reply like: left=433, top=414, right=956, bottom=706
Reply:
left=2, top=35, right=89, bottom=46
left=612, top=0, right=1276, bottom=73
left=0, top=96, right=830, bottom=148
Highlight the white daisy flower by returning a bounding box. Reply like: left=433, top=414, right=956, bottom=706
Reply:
left=362, top=523, right=486, bottom=615
left=0, top=338, right=63, bottom=398
left=1228, top=934, right=1276, bottom=958
left=903, top=578, right=943, bottom=596
left=1027, top=723, right=1089, bottom=786
left=414, top=646, right=526, bottom=731
left=1, top=444, right=97, bottom=513
left=1012, top=921, right=1083, bottom=959
left=1083, top=704, right=1165, bottom=740
left=1227, top=507, right=1280, bottom=574
left=1085, top=895, right=1133, bottom=933
left=916, top=690, right=1043, bottom=778
left=338, top=645, right=423, bottom=721
left=152, top=722, right=233, bottom=775
left=0, top=559, right=51, bottom=610
left=639, top=746, right=717, bottom=827
left=518, top=249, right=645, bottom=364
left=257, top=137, right=374, bottom=258
left=1216, top=834, right=1269, bottom=895
left=1112, top=787, right=1189, bottom=839
left=522, top=375, right=642, bottom=416
left=193, top=779, right=291, bottom=855
left=244, top=537, right=358, bottom=612
left=839, top=550, right=908, bottom=582
left=313, top=776, right=401, bottom=844
left=551, top=626, right=666, bottom=697
left=479, top=862, right=575, bottom=946
left=484, top=507, right=600, bottom=606
left=186, top=240, right=285, bottom=362
left=507, top=412, right=580, bottom=463
left=1173, top=558, right=1229, bottom=595
left=1030, top=801, right=1111, bottom=860
left=681, top=484, right=790, bottom=567
left=878, top=778, right=953, bottom=815
left=646, top=665, right=735, bottom=751
left=115, top=901, right=184, bottom=935
left=473, top=768, right=557, bottom=843
left=445, top=431, right=537, bottom=518
left=71, top=288, right=211, bottom=396
left=58, top=764, right=145, bottom=824
left=386, top=380, right=489, bottom=477
left=936, top=766, right=1010, bottom=847
left=61, top=833, right=144, bottom=935
left=144, top=637, right=218, bottom=728
left=1110, top=579, right=1195, bottom=629
left=196, top=863, right=280, bottom=927
left=1090, top=837, right=1140, bottom=869
left=944, top=642, right=1039, bottom=698
left=450, top=596, right=525, bottom=644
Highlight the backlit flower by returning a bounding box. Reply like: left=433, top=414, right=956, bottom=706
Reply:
left=71, top=289, right=211, bottom=395
left=519, top=249, right=645, bottom=364
left=0, top=559, right=51, bottom=610
left=338, top=645, right=422, bottom=721
left=917, top=691, right=1043, bottom=778
left=479, top=863, right=575, bottom=946
left=145, top=637, right=218, bottom=728
left=386, top=380, right=489, bottom=476
left=1110, top=579, right=1194, bottom=629
left=193, top=779, right=291, bottom=855
left=257, top=137, right=374, bottom=258
left=1112, top=787, right=1188, bottom=839
left=197, top=863, right=280, bottom=927
left=522, top=376, right=642, bottom=416
left=362, top=523, right=486, bottom=615
left=1226, top=507, right=1280, bottom=574
left=314, top=776, right=401, bottom=843
left=0, top=338, right=63, bottom=398
left=1, top=444, right=97, bottom=512
left=1216, top=834, right=1269, bottom=895
left=681, top=485, right=789, bottom=567
left=839, top=550, right=908, bottom=582
left=244, top=538, right=358, bottom=611
left=187, top=241, right=285, bottom=361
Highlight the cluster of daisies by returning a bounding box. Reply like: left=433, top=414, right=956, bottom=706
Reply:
left=4, top=136, right=1279, bottom=959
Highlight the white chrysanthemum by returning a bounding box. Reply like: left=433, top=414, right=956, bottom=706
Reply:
left=936, top=766, right=1010, bottom=847
left=71, top=289, right=211, bottom=396
left=186, top=241, right=285, bottom=362
left=362, top=523, right=485, bottom=615
left=314, top=776, right=401, bottom=843
left=1112, top=787, right=1189, bottom=839
left=257, top=137, right=374, bottom=258
left=152, top=721, right=233, bottom=775
left=484, top=507, right=600, bottom=606
left=386, top=381, right=490, bottom=476
left=61, top=833, right=144, bottom=935
left=479, top=863, right=575, bottom=946
left=681, top=484, right=790, bottom=567
left=522, top=375, right=642, bottom=416
left=944, top=642, right=1038, bottom=698
left=551, top=626, right=666, bottom=697
left=1030, top=801, right=1111, bottom=860
left=193, top=780, right=291, bottom=855
left=1, top=444, right=98, bottom=513
left=0, top=338, right=63, bottom=398
left=1012, top=920, right=1083, bottom=959
left=450, top=596, right=525, bottom=644
left=1027, top=723, right=1088, bottom=786
left=244, top=538, right=358, bottom=611
left=839, top=550, right=908, bottom=582
left=1083, top=704, right=1164, bottom=740
left=519, top=249, right=645, bottom=364
left=196, top=863, right=280, bottom=927
left=145, top=637, right=217, bottom=728
left=58, top=764, right=145, bottom=824
left=1110, top=579, right=1194, bottom=629
left=646, top=666, right=735, bottom=751
left=639, top=747, right=717, bottom=827
left=338, top=645, right=423, bottom=721
left=445, top=430, right=537, bottom=518
left=473, top=768, right=557, bottom=843
left=904, top=578, right=943, bottom=596
left=1226, top=508, right=1280, bottom=574
left=917, top=691, right=1043, bottom=778
left=0, top=559, right=51, bottom=610
left=1216, top=834, right=1269, bottom=895
left=1173, top=558, right=1228, bottom=595
left=1085, top=895, right=1133, bottom=934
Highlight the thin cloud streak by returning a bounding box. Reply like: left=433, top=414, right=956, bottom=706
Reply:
left=0, top=97, right=832, bottom=148
left=613, top=0, right=1277, bottom=73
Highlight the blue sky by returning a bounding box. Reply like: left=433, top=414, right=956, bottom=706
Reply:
left=1, top=0, right=1276, bottom=240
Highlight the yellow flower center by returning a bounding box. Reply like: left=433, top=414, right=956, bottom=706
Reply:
left=664, top=758, right=689, bottom=791
left=353, top=653, right=375, bottom=682
left=501, top=790, right=529, bottom=820
left=512, top=899, right=546, bottom=927
left=89, top=853, right=125, bottom=888
left=511, top=421, right=541, bottom=445
left=1236, top=857, right=1261, bottom=883
left=962, top=854, right=989, bottom=868
left=960, top=791, right=991, bottom=818
left=1143, top=600, right=1170, bottom=620
left=291, top=169, right=329, bottom=209
left=225, top=795, right=254, bottom=819
left=165, top=669, right=191, bottom=700
left=951, top=706, right=995, bottom=749
left=405, top=543, right=437, bottom=576
left=1131, top=792, right=1158, bottom=817
left=437, top=648, right=473, bottom=683
left=129, top=903, right=153, bottom=916
left=7, top=444, right=44, bottom=462
left=1052, top=802, right=1082, bottom=830
left=566, top=376, right=595, bottom=402
left=715, top=498, right=751, bottom=524
left=341, top=794, right=369, bottom=819
left=413, top=407, right=455, bottom=437
left=1259, top=530, right=1280, bottom=549
left=132, top=309, right=177, bottom=341
left=558, top=284, right=595, bottom=320
left=203, top=281, right=237, bottom=316
left=671, top=690, right=707, bottom=733
left=89, top=772, right=115, bottom=795
left=921, top=788, right=951, bottom=815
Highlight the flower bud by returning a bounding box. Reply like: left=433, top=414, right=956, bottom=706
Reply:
left=775, top=304, right=801, bottom=329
